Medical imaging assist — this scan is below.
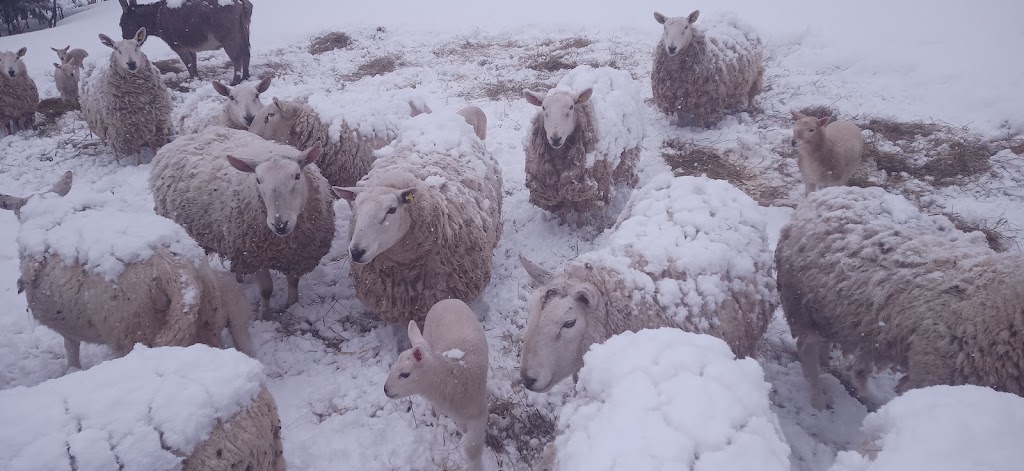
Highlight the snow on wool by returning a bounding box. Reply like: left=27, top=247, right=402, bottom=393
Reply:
left=547, top=328, right=791, bottom=471
left=0, top=344, right=264, bottom=470
left=829, top=385, right=1024, bottom=471
left=306, top=87, right=428, bottom=145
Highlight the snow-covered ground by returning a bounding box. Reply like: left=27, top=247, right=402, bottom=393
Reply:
left=1, top=0, right=1023, bottom=470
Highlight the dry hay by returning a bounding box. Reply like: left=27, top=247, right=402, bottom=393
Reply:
left=939, top=211, right=1015, bottom=253
left=486, top=394, right=556, bottom=467
left=309, top=31, right=352, bottom=55
left=795, top=105, right=837, bottom=121
left=662, top=139, right=788, bottom=206
left=523, top=35, right=595, bottom=72
left=432, top=37, right=523, bottom=60
left=36, top=97, right=76, bottom=127
left=343, top=54, right=401, bottom=81
left=153, top=58, right=186, bottom=75
left=475, top=78, right=550, bottom=101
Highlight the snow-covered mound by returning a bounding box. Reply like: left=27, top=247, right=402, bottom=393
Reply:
left=17, top=190, right=206, bottom=281
left=376, top=109, right=486, bottom=165
left=547, top=328, right=791, bottom=470
left=306, top=87, right=428, bottom=144
left=829, top=385, right=1024, bottom=471
left=550, top=64, right=644, bottom=169
left=0, top=344, right=264, bottom=471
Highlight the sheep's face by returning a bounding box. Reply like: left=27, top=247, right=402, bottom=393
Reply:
left=99, top=28, right=149, bottom=73
left=523, top=88, right=593, bottom=149
left=333, top=186, right=416, bottom=265
left=790, top=111, right=831, bottom=148
left=1, top=48, right=28, bottom=79
left=249, top=97, right=294, bottom=143
left=53, top=62, right=78, bottom=82
left=214, top=77, right=272, bottom=129
left=519, top=257, right=602, bottom=393
left=226, top=144, right=322, bottom=237
left=384, top=321, right=432, bottom=400
left=655, top=10, right=699, bottom=57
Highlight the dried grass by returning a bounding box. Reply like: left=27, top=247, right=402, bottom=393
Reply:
left=36, top=97, right=76, bottom=127
left=940, top=212, right=1015, bottom=253
left=486, top=394, right=556, bottom=467
left=343, top=54, right=401, bottom=81
left=476, top=78, right=549, bottom=101
left=432, top=38, right=523, bottom=59
left=309, top=31, right=352, bottom=55
left=152, top=58, right=186, bottom=75
left=662, top=139, right=788, bottom=206
left=862, top=118, right=942, bottom=143
left=795, top=105, right=837, bottom=120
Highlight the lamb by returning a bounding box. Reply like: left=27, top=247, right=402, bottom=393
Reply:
left=80, top=28, right=174, bottom=164
left=150, top=126, right=335, bottom=320
left=518, top=174, right=778, bottom=393
left=51, top=45, right=89, bottom=68
left=776, top=186, right=1024, bottom=410
left=2, top=172, right=255, bottom=371
left=523, top=65, right=643, bottom=227
left=651, top=10, right=765, bottom=128
left=332, top=106, right=503, bottom=347
left=0, top=344, right=285, bottom=471
left=384, top=299, right=489, bottom=471
left=0, top=47, right=39, bottom=134
left=790, top=110, right=865, bottom=195
left=249, top=95, right=430, bottom=187
left=176, top=77, right=272, bottom=134
left=53, top=61, right=81, bottom=106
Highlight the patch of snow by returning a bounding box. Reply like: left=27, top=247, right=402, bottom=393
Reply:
left=698, top=12, right=764, bottom=62
left=307, top=87, right=425, bottom=144
left=424, top=175, right=447, bottom=187
left=442, top=348, right=465, bottom=360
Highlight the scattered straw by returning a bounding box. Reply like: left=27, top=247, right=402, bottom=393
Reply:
left=862, top=118, right=942, bottom=143
left=309, top=31, right=353, bottom=55
left=487, top=394, right=556, bottom=466
left=940, top=212, right=1015, bottom=253
left=153, top=58, right=185, bottom=75
left=476, top=78, right=549, bottom=101
left=795, top=105, right=837, bottom=120
left=36, top=97, right=76, bottom=127
left=663, top=139, right=789, bottom=206
left=343, top=54, right=401, bottom=81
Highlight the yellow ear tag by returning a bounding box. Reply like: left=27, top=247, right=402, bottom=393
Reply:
left=404, top=193, right=415, bottom=204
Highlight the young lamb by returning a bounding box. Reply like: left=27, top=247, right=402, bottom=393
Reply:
left=332, top=106, right=502, bottom=349
left=384, top=299, right=489, bottom=471
left=0, top=345, right=285, bottom=471
left=80, top=28, right=174, bottom=164
left=776, top=186, right=1024, bottom=410
left=523, top=65, right=643, bottom=227
left=150, top=126, right=335, bottom=320
left=0, top=47, right=39, bottom=134
left=790, top=110, right=865, bottom=195
left=51, top=45, right=89, bottom=68
left=53, top=61, right=81, bottom=106
left=176, top=77, right=272, bottom=134
left=249, top=96, right=429, bottom=187
left=3, top=172, right=255, bottom=371
left=651, top=10, right=764, bottom=128
left=518, top=174, right=778, bottom=393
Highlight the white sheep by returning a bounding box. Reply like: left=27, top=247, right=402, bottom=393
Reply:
left=249, top=95, right=430, bottom=187
left=523, top=65, right=643, bottom=227
left=53, top=61, right=81, bottom=106
left=518, top=174, right=777, bottom=393
left=384, top=299, right=489, bottom=471
left=51, top=45, right=89, bottom=68
left=0, top=344, right=285, bottom=471
left=80, top=28, right=174, bottom=164
left=2, top=172, right=255, bottom=371
left=0, top=47, right=39, bottom=134
left=651, top=10, right=764, bottom=127
left=150, top=126, right=335, bottom=320
left=332, top=106, right=503, bottom=348
left=776, top=186, right=1024, bottom=410
left=176, top=77, right=272, bottom=134
left=790, top=110, right=865, bottom=195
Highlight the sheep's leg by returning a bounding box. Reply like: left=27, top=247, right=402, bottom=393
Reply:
left=797, top=333, right=828, bottom=410
left=462, top=416, right=486, bottom=471
left=254, top=268, right=274, bottom=321
left=285, top=273, right=300, bottom=308
left=189, top=51, right=199, bottom=78
left=173, top=49, right=195, bottom=79
left=64, top=336, right=82, bottom=370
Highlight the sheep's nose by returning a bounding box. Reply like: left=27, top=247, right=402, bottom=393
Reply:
left=791, top=139, right=798, bottom=147
left=127, top=61, right=137, bottom=71
left=272, top=221, right=290, bottom=235
left=350, top=247, right=366, bottom=263
left=244, top=114, right=255, bottom=126
left=6, top=70, right=14, bottom=78
left=521, top=375, right=537, bottom=390
left=667, top=46, right=678, bottom=55
left=550, top=136, right=563, bottom=148
left=383, top=384, right=392, bottom=398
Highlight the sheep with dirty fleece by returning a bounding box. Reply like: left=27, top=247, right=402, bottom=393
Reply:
left=176, top=77, right=272, bottom=134
left=80, top=28, right=174, bottom=164
left=539, top=329, right=791, bottom=471
left=51, top=45, right=89, bottom=68
left=384, top=299, right=491, bottom=471
left=333, top=106, right=502, bottom=348
left=651, top=10, right=764, bottom=128
left=776, top=186, right=1024, bottom=411
left=0, top=47, right=39, bottom=134
left=829, top=385, right=1024, bottom=471
left=519, top=174, right=777, bottom=393
left=523, top=65, right=643, bottom=227
left=790, top=110, right=865, bottom=195
left=2, top=172, right=254, bottom=371
left=150, top=126, right=335, bottom=321
left=0, top=344, right=285, bottom=471
left=250, top=91, right=431, bottom=187
left=53, top=61, right=81, bottom=106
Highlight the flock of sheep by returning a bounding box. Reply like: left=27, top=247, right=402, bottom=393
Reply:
left=1, top=1, right=1021, bottom=470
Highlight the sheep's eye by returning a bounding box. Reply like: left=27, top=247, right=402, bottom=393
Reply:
left=229, top=96, right=236, bottom=102
left=399, top=372, right=410, bottom=379
left=569, top=105, right=574, bottom=110
left=386, top=206, right=397, bottom=215
left=562, top=319, right=577, bottom=329
left=256, top=178, right=262, bottom=184
left=268, top=113, right=275, bottom=118
left=294, top=173, right=300, bottom=180
left=808, top=128, right=815, bottom=133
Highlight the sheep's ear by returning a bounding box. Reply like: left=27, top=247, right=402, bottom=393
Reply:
left=135, top=27, right=147, bottom=45
left=298, top=142, right=322, bottom=167
left=575, top=88, right=593, bottom=105
left=399, top=188, right=416, bottom=205
left=49, top=172, right=73, bottom=197
left=0, top=194, right=27, bottom=213
left=17, top=47, right=27, bottom=58
left=256, top=76, right=272, bottom=94
left=330, top=186, right=359, bottom=201
left=688, top=10, right=700, bottom=24
left=817, top=117, right=831, bottom=127
left=523, top=90, right=545, bottom=107
left=790, top=110, right=806, bottom=120
left=118, top=0, right=130, bottom=10
left=654, top=12, right=667, bottom=24
left=407, top=320, right=426, bottom=350
left=99, top=34, right=115, bottom=49
left=226, top=156, right=256, bottom=173
left=211, top=81, right=230, bottom=97
left=520, top=254, right=552, bottom=285
left=53, top=62, right=61, bottom=69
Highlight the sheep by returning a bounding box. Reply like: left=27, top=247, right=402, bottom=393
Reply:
left=3, top=172, right=255, bottom=371
left=176, top=77, right=272, bottom=134
left=0, top=47, right=39, bottom=134
left=249, top=96, right=430, bottom=187
left=0, top=345, right=285, bottom=471
left=53, top=61, right=81, bottom=106
left=150, top=126, right=335, bottom=320
left=651, top=10, right=765, bottom=128
left=118, top=0, right=253, bottom=85
left=80, top=28, right=174, bottom=164
left=518, top=174, right=778, bottom=393
left=790, top=110, right=865, bottom=195
left=384, top=299, right=489, bottom=471
left=51, top=45, right=89, bottom=68
left=776, top=185, right=1024, bottom=411
left=332, top=106, right=502, bottom=349
left=523, top=65, right=643, bottom=227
